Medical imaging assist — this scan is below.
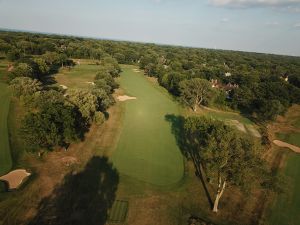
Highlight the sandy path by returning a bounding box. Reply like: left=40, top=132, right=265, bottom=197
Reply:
left=0, top=169, right=31, bottom=189
left=273, top=140, right=300, bottom=153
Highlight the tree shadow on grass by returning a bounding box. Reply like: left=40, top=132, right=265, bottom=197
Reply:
left=28, top=156, right=119, bottom=225
left=165, top=114, right=213, bottom=209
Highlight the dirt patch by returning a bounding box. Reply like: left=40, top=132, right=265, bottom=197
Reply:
left=273, top=140, right=300, bottom=153
left=0, top=169, right=31, bottom=190
left=117, top=95, right=137, bottom=102
left=60, top=156, right=78, bottom=166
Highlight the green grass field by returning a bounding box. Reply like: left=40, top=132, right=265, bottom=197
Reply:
left=55, top=61, right=100, bottom=89
left=0, top=82, right=12, bottom=176
left=267, top=107, right=300, bottom=225
left=112, top=65, right=184, bottom=186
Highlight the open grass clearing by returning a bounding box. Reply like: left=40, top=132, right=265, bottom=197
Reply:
left=55, top=59, right=101, bottom=89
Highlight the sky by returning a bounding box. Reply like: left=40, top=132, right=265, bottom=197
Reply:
left=0, top=0, right=300, bottom=56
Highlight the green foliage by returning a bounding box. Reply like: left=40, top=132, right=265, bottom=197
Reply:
left=9, top=63, right=34, bottom=80
left=94, top=111, right=105, bottom=125
left=181, top=116, right=279, bottom=211
left=179, top=78, right=214, bottom=110
left=21, top=102, right=84, bottom=151
left=66, top=89, right=98, bottom=122
left=9, top=77, right=42, bottom=98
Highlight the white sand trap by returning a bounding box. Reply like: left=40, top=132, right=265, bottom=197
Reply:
left=273, top=140, right=300, bottom=153
left=0, top=169, right=31, bottom=190
left=60, top=84, right=68, bottom=90
left=133, top=69, right=141, bottom=73
left=86, top=81, right=95, bottom=85
left=246, top=125, right=261, bottom=138
left=117, top=95, right=137, bottom=102
left=228, top=120, right=247, bottom=133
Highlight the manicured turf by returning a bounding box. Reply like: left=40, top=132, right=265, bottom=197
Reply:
left=268, top=151, right=300, bottom=225
left=0, top=82, right=12, bottom=176
left=112, top=66, right=184, bottom=186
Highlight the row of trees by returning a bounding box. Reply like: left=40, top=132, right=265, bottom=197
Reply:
left=9, top=59, right=120, bottom=152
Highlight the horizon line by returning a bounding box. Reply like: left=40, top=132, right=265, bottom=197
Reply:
left=0, top=26, right=299, bottom=58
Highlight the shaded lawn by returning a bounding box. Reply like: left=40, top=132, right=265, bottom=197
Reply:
left=28, top=156, right=119, bottom=225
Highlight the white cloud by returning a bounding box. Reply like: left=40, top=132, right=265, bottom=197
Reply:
left=294, top=22, right=300, bottom=28
left=265, top=21, right=279, bottom=26
left=221, top=17, right=229, bottom=22
left=209, top=0, right=300, bottom=10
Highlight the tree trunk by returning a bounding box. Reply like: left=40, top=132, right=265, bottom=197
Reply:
left=213, top=175, right=226, bottom=213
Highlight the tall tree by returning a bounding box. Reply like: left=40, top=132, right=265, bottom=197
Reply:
left=179, top=78, right=214, bottom=111
left=183, top=117, right=268, bottom=212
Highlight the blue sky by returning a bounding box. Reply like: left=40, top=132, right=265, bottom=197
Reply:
left=0, top=0, right=299, bottom=56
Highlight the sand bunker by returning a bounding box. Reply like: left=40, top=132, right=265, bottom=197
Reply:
left=86, top=81, right=95, bottom=85
left=273, top=140, right=300, bottom=153
left=60, top=84, right=68, bottom=90
left=117, top=95, right=137, bottom=102
left=133, top=69, right=141, bottom=73
left=246, top=125, right=261, bottom=138
left=0, top=169, right=31, bottom=190
left=228, top=120, right=247, bottom=133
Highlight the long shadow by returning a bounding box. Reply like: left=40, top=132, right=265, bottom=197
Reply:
left=165, top=114, right=214, bottom=209
left=28, top=156, right=119, bottom=225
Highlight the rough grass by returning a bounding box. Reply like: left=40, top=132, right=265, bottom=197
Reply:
left=112, top=65, right=184, bottom=186
left=0, top=82, right=12, bottom=176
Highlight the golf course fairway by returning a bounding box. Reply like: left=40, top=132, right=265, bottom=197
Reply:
left=112, top=66, right=184, bottom=186
left=0, top=83, right=12, bottom=176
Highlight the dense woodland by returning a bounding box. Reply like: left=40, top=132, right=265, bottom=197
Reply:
left=1, top=30, right=300, bottom=123
left=0, top=30, right=299, bottom=150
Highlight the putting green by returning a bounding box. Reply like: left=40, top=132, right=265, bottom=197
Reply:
left=112, top=65, right=184, bottom=186
left=0, top=82, right=12, bottom=176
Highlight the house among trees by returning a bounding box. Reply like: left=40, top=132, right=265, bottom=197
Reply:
left=210, top=79, right=239, bottom=91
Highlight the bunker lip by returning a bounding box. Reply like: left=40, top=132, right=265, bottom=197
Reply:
left=273, top=140, right=300, bottom=153
left=117, top=95, right=137, bottom=102
left=0, top=169, right=31, bottom=190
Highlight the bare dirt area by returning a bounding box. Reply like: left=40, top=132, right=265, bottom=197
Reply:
left=0, top=169, right=31, bottom=190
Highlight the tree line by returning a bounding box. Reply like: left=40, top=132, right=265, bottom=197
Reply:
left=1, top=30, right=299, bottom=121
